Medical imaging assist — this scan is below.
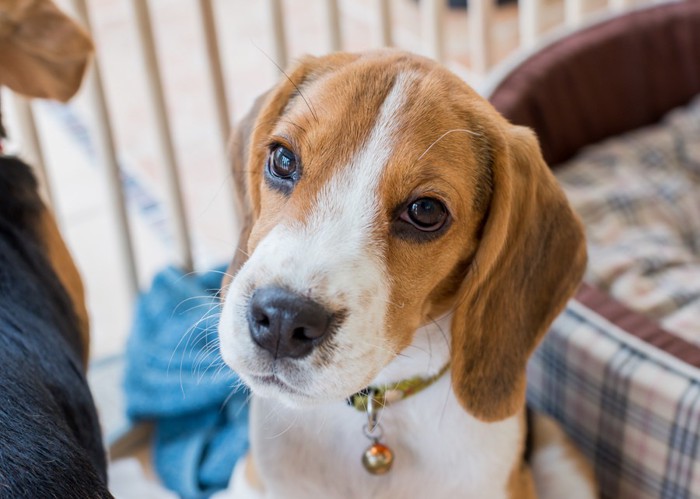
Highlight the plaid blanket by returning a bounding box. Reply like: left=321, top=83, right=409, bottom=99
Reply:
left=556, top=96, right=700, bottom=344
left=528, top=95, right=700, bottom=499
left=530, top=300, right=700, bottom=499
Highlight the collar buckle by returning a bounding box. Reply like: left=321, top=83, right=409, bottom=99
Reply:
left=366, top=389, right=380, bottom=433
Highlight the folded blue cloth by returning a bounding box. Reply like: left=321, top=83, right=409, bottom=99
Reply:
left=124, top=266, right=249, bottom=499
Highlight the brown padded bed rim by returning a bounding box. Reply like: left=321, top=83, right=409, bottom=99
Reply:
left=575, top=283, right=700, bottom=369
left=490, top=1, right=700, bottom=166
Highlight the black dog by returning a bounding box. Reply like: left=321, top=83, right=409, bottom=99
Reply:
left=0, top=156, right=111, bottom=498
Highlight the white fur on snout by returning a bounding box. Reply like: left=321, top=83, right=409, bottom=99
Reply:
left=219, top=72, right=416, bottom=404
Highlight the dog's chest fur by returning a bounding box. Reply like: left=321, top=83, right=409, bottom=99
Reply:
left=232, top=319, right=522, bottom=499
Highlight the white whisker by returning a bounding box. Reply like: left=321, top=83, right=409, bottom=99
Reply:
left=418, top=128, right=482, bottom=162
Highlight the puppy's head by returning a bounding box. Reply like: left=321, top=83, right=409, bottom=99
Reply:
left=218, top=51, right=586, bottom=420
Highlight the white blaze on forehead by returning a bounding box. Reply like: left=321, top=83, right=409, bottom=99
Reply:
left=308, top=70, right=415, bottom=237
left=251, top=71, right=415, bottom=297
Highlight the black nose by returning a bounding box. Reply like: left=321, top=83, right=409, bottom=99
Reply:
left=247, top=286, right=333, bottom=359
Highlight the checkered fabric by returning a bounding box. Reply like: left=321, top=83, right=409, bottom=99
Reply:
left=529, top=303, right=700, bottom=499
left=528, top=95, right=700, bottom=498
left=556, top=95, right=700, bottom=345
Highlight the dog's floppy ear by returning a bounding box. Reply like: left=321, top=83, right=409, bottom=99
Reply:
left=222, top=53, right=361, bottom=290
left=224, top=90, right=269, bottom=290
left=450, top=125, right=587, bottom=422
left=0, top=0, right=92, bottom=101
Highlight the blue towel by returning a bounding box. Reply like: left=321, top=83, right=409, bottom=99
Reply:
left=124, top=266, right=249, bottom=499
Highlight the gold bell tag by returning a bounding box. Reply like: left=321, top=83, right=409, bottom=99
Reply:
left=362, top=441, right=394, bottom=475
left=361, top=390, right=394, bottom=475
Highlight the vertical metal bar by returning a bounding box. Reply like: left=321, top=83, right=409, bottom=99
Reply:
left=131, top=0, right=194, bottom=272
left=266, top=0, right=289, bottom=72
left=519, top=0, right=542, bottom=48
left=421, top=0, right=444, bottom=62
left=72, top=0, right=139, bottom=296
left=322, top=0, right=342, bottom=52
left=198, top=0, right=232, bottom=144
left=377, top=0, right=393, bottom=47
left=469, top=0, right=494, bottom=74
left=196, top=0, right=237, bottom=232
left=10, top=94, right=54, bottom=207
left=609, top=0, right=632, bottom=11
left=565, top=0, right=585, bottom=27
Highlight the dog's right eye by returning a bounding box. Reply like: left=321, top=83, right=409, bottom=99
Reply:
left=392, top=196, right=451, bottom=242
left=265, top=145, right=301, bottom=194
left=269, top=146, right=297, bottom=179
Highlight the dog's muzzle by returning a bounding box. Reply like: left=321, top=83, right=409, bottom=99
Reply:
left=246, top=286, right=334, bottom=359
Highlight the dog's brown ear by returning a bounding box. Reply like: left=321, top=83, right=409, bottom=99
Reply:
left=223, top=91, right=269, bottom=290
left=0, top=0, right=93, bottom=101
left=222, top=53, right=361, bottom=290
left=450, top=125, right=587, bottom=422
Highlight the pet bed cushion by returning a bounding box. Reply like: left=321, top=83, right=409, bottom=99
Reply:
left=557, top=96, right=700, bottom=344
left=529, top=96, right=700, bottom=499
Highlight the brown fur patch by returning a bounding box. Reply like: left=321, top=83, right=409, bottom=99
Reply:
left=531, top=412, right=597, bottom=497
left=37, top=208, right=90, bottom=365
left=0, top=0, right=93, bottom=101
left=506, top=409, right=538, bottom=499
left=244, top=453, right=265, bottom=492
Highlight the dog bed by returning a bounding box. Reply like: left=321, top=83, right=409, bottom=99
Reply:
left=488, top=2, right=700, bottom=498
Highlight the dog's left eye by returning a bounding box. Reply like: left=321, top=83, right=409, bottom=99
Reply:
left=400, top=198, right=448, bottom=231
left=269, top=146, right=297, bottom=179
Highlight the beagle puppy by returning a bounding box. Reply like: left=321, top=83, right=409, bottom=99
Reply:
left=217, top=50, right=595, bottom=499
left=0, top=1, right=110, bottom=496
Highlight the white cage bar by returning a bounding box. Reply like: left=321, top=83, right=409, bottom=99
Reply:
left=197, top=0, right=237, bottom=229
left=421, top=0, right=445, bottom=62
left=377, top=0, right=393, bottom=47
left=565, top=0, right=586, bottom=26
left=323, top=0, right=343, bottom=52
left=519, top=0, right=543, bottom=48
left=10, top=95, right=53, bottom=207
left=131, top=0, right=194, bottom=273
left=470, top=0, right=495, bottom=74
left=267, top=0, right=289, bottom=73
left=72, top=0, right=140, bottom=297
